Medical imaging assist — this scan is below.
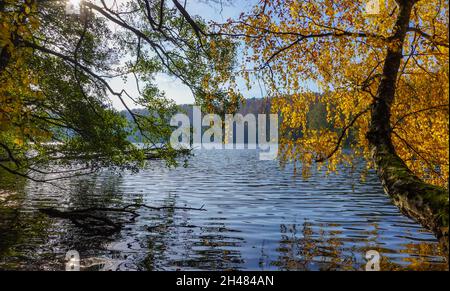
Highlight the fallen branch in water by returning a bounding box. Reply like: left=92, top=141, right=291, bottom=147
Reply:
left=38, top=203, right=206, bottom=235
left=39, top=208, right=123, bottom=234
left=122, top=203, right=206, bottom=212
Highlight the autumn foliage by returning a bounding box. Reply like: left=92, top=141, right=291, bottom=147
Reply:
left=219, top=0, right=449, bottom=188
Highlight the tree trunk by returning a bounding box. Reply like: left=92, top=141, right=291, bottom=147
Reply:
left=367, top=0, right=449, bottom=255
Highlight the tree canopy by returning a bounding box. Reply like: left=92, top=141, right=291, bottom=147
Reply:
left=0, top=0, right=236, bottom=181
left=219, top=0, right=449, bottom=188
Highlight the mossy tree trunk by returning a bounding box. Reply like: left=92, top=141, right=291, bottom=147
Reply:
left=367, top=0, right=449, bottom=255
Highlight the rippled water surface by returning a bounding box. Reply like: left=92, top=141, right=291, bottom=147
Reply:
left=0, top=150, right=447, bottom=270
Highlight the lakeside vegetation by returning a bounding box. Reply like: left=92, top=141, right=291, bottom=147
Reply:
left=1, top=0, right=449, bottom=260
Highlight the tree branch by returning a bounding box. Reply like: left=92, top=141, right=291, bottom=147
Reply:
left=407, top=27, right=449, bottom=48
left=315, top=107, right=370, bottom=163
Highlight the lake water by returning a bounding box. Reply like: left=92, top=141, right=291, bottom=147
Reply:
left=0, top=150, right=447, bottom=270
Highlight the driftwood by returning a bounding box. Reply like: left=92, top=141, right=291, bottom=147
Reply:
left=39, top=203, right=206, bottom=235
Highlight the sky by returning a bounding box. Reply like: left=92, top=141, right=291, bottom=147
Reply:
left=101, top=0, right=261, bottom=110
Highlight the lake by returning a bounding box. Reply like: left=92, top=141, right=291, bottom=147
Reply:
left=0, top=150, right=447, bottom=270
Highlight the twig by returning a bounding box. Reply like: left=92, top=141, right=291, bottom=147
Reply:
left=123, top=203, right=206, bottom=211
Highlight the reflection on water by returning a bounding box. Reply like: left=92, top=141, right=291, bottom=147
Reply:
left=0, top=150, right=448, bottom=271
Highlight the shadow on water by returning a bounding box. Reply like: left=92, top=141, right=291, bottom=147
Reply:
left=0, top=150, right=448, bottom=271
left=140, top=193, right=244, bottom=271
left=0, top=168, right=127, bottom=270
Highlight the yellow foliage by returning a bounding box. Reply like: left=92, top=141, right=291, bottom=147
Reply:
left=229, top=0, right=449, bottom=188
left=0, top=1, right=48, bottom=150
